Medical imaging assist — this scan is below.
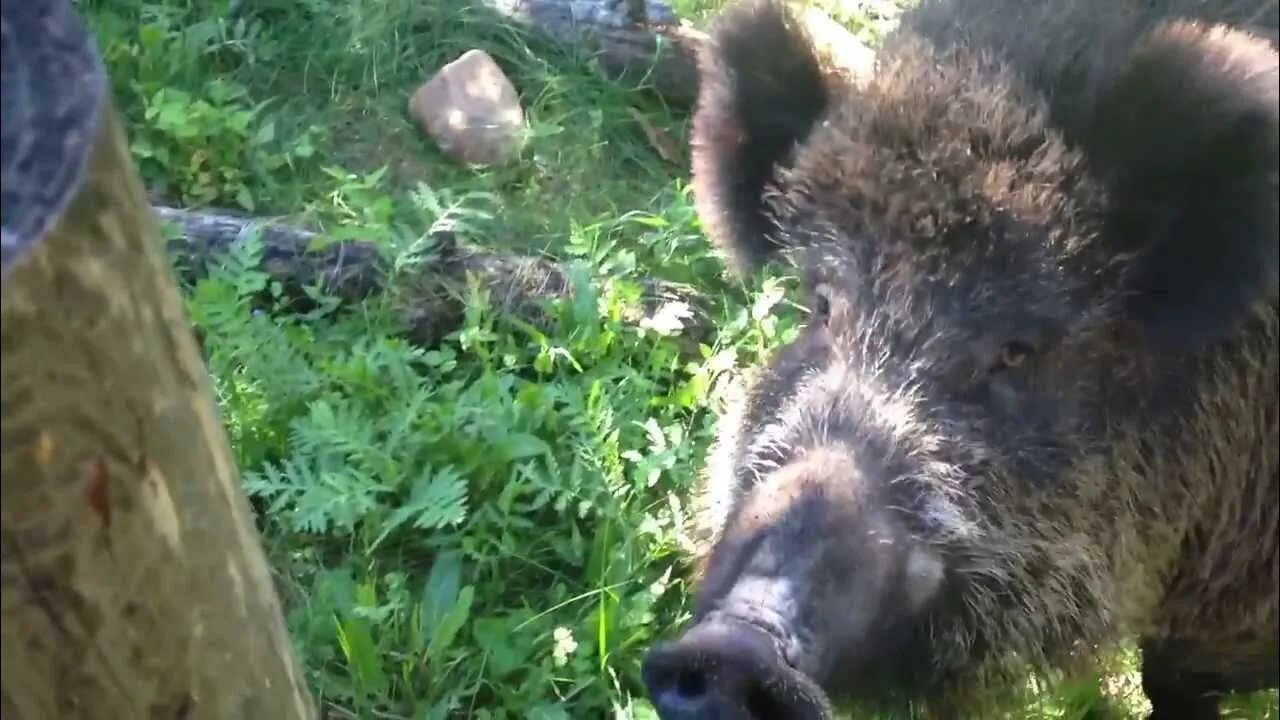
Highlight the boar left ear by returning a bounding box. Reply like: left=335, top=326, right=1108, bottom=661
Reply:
left=691, top=0, right=830, bottom=276
left=1084, top=20, right=1277, bottom=352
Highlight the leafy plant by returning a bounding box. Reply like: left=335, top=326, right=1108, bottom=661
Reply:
left=83, top=4, right=319, bottom=210
left=175, top=178, right=807, bottom=716
left=135, top=80, right=303, bottom=208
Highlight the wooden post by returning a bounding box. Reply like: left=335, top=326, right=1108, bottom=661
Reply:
left=0, top=1, right=316, bottom=717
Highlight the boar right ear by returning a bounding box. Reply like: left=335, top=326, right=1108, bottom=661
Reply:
left=691, top=0, right=830, bottom=276
left=1084, top=20, right=1278, bottom=353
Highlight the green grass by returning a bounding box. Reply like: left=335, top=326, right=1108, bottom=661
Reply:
left=74, top=0, right=1278, bottom=718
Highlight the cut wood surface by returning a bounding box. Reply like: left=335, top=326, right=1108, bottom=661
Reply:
left=1, top=1, right=316, bottom=718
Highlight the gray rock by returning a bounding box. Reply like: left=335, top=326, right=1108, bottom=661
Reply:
left=408, top=49, right=527, bottom=168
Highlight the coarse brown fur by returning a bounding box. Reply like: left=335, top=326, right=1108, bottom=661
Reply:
left=643, top=1, right=1279, bottom=718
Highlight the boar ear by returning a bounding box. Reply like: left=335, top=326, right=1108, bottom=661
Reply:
left=691, top=0, right=830, bottom=276
left=1084, top=20, right=1277, bottom=352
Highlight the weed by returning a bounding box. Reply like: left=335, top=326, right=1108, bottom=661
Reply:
left=181, top=191, right=793, bottom=717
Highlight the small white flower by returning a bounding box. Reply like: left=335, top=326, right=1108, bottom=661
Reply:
left=552, top=626, right=578, bottom=667
left=649, top=565, right=673, bottom=599
left=639, top=300, right=693, bottom=336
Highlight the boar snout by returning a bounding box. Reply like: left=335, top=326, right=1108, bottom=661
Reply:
left=642, top=618, right=832, bottom=720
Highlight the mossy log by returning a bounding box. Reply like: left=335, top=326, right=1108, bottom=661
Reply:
left=153, top=205, right=716, bottom=354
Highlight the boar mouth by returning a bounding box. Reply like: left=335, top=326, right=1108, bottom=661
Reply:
left=642, top=615, right=834, bottom=720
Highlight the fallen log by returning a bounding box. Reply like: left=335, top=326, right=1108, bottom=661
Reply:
left=153, top=206, right=718, bottom=353
left=480, top=0, right=708, bottom=104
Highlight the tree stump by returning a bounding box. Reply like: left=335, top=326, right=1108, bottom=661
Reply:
left=0, top=1, right=316, bottom=718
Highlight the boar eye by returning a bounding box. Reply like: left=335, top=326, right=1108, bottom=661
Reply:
left=991, top=340, right=1036, bottom=373
left=811, top=284, right=833, bottom=324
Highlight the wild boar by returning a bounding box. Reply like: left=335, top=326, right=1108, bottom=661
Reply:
left=641, top=1, right=1279, bottom=718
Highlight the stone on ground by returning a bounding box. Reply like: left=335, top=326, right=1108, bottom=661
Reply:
left=408, top=49, right=527, bottom=167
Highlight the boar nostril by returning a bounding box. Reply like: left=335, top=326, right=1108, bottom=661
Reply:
left=676, top=668, right=708, bottom=698
left=647, top=665, right=711, bottom=717
left=745, top=681, right=789, bottom=719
